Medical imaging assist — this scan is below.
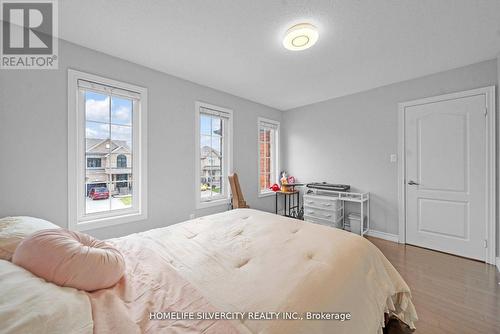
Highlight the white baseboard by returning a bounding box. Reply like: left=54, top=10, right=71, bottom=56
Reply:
left=496, top=257, right=500, bottom=272
left=365, top=229, right=399, bottom=243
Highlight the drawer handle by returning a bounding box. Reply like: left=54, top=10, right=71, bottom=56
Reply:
left=322, top=203, right=331, bottom=206
left=324, top=214, right=332, bottom=218
left=308, top=211, right=315, bottom=214
left=306, top=201, right=314, bottom=204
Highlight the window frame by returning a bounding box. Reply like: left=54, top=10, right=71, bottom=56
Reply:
left=257, top=117, right=280, bottom=197
left=68, top=69, right=148, bottom=231
left=116, top=154, right=127, bottom=168
left=195, top=101, right=233, bottom=209
left=86, top=157, right=102, bottom=168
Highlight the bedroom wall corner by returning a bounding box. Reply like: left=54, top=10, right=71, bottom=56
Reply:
left=282, top=59, right=498, bottom=241
left=0, top=39, right=282, bottom=240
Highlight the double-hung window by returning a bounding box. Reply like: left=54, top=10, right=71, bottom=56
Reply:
left=68, top=70, right=147, bottom=230
left=195, top=102, right=233, bottom=208
left=258, top=118, right=280, bottom=196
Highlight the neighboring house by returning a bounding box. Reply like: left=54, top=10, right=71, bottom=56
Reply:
left=200, top=146, right=221, bottom=187
left=86, top=138, right=132, bottom=196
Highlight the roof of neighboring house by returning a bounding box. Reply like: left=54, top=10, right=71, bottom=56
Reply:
left=200, top=146, right=221, bottom=159
left=86, top=138, right=131, bottom=154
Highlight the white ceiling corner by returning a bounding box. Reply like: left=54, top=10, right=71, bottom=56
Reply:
left=60, top=0, right=500, bottom=110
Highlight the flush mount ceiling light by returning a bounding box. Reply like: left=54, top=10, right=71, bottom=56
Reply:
left=283, top=23, right=319, bottom=51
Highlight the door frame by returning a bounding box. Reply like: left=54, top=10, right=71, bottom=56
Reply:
left=397, top=86, right=496, bottom=264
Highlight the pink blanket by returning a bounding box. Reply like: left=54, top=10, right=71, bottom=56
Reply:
left=86, top=235, right=240, bottom=334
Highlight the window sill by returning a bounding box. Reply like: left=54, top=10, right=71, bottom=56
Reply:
left=196, top=198, right=230, bottom=209
left=74, top=211, right=147, bottom=231
left=258, top=191, right=276, bottom=198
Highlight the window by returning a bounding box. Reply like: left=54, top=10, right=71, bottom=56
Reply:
left=117, top=154, right=127, bottom=168
left=195, top=102, right=233, bottom=208
left=68, top=70, right=147, bottom=231
left=258, top=118, right=280, bottom=196
left=87, top=158, right=101, bottom=168
left=115, top=174, right=129, bottom=190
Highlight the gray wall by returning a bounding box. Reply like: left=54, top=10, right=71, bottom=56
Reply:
left=0, top=40, right=497, bottom=256
left=0, top=40, right=281, bottom=239
left=282, top=60, right=498, bottom=250
left=498, top=54, right=500, bottom=257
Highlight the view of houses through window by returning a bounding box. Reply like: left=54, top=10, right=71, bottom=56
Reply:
left=200, top=111, right=224, bottom=202
left=85, top=90, right=133, bottom=214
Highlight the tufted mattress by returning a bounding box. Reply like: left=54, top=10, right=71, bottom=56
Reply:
left=124, top=208, right=417, bottom=333
left=0, top=209, right=417, bottom=333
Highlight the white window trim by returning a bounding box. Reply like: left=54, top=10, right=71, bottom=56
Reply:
left=195, top=101, right=233, bottom=209
left=68, top=69, right=148, bottom=231
left=257, top=117, right=280, bottom=198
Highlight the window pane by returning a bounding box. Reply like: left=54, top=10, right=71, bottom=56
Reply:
left=259, top=121, right=279, bottom=194
left=259, top=173, right=271, bottom=191
left=264, top=157, right=271, bottom=171
left=85, top=182, right=111, bottom=214
left=201, top=177, right=211, bottom=200
left=265, top=173, right=271, bottom=189
left=86, top=121, right=110, bottom=142
left=77, top=74, right=144, bottom=224
left=200, top=134, right=211, bottom=149
left=212, top=117, right=222, bottom=136
left=111, top=96, right=132, bottom=126
left=212, top=176, right=222, bottom=195
left=260, top=174, right=266, bottom=191
left=200, top=114, right=211, bottom=135
left=111, top=179, right=132, bottom=210
left=85, top=91, right=109, bottom=123
left=259, top=143, right=267, bottom=159
left=199, top=110, right=229, bottom=203
left=111, top=124, right=132, bottom=149
left=260, top=157, right=265, bottom=171
left=87, top=157, right=102, bottom=168
left=86, top=119, right=111, bottom=215
left=259, top=129, right=266, bottom=142
left=211, top=136, right=222, bottom=156
left=265, top=142, right=271, bottom=157
left=110, top=125, right=132, bottom=205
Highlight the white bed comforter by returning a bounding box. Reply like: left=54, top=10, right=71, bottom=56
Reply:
left=0, top=259, right=93, bottom=333
left=139, top=209, right=417, bottom=333
left=0, top=209, right=417, bottom=333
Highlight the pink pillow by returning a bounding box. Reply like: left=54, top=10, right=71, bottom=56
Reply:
left=12, top=229, right=125, bottom=291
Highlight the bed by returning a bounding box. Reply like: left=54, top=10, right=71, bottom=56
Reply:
left=0, top=209, right=417, bottom=333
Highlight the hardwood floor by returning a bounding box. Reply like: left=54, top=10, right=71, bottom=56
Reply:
left=367, top=237, right=500, bottom=334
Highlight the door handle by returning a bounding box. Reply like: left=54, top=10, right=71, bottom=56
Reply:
left=408, top=180, right=419, bottom=186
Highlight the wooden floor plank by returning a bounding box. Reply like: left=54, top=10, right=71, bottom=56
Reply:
left=368, top=237, right=500, bottom=334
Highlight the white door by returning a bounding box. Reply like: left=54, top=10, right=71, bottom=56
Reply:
left=405, top=94, right=486, bottom=261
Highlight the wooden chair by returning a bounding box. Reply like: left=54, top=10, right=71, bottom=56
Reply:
left=228, top=173, right=249, bottom=209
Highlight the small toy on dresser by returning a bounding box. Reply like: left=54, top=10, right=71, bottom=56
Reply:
left=280, top=171, right=298, bottom=192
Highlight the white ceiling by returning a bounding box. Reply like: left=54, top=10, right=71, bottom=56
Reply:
left=60, top=0, right=500, bottom=110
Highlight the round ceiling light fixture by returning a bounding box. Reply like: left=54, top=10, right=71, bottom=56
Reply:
left=283, top=23, right=319, bottom=51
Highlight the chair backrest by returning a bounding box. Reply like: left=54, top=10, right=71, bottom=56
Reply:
left=228, top=173, right=249, bottom=209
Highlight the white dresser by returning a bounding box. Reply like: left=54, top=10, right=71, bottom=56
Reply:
left=303, top=193, right=343, bottom=228
left=303, top=190, right=370, bottom=236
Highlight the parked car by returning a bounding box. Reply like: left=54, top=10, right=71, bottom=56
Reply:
left=89, top=187, right=110, bottom=200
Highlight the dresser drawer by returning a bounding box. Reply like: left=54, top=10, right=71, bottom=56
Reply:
left=303, top=195, right=341, bottom=210
left=303, top=206, right=343, bottom=222
left=304, top=215, right=343, bottom=229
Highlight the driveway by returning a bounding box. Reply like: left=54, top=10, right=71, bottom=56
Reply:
left=86, top=196, right=130, bottom=213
